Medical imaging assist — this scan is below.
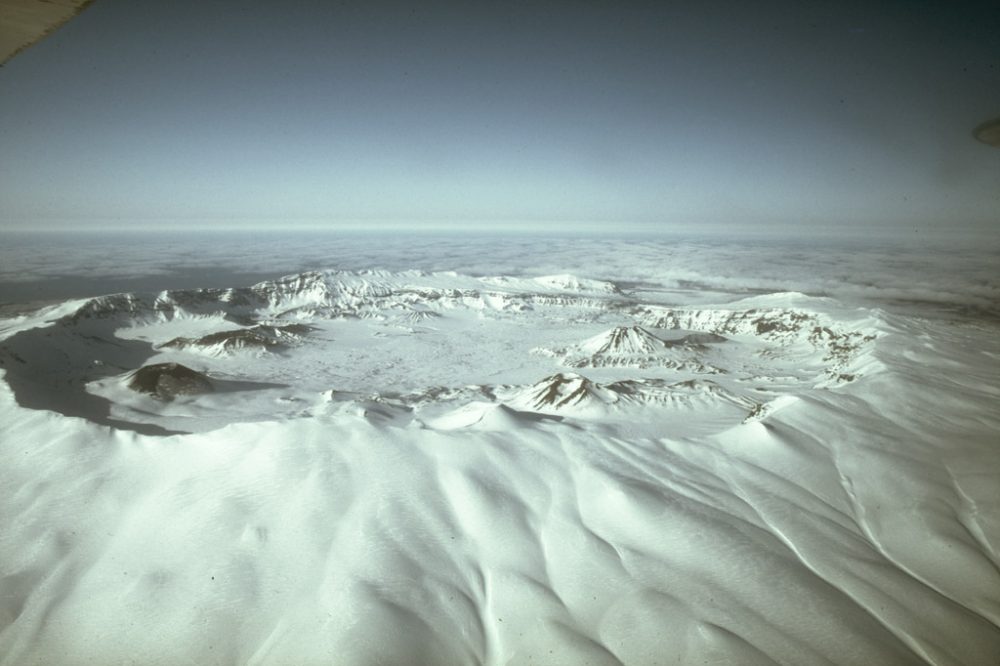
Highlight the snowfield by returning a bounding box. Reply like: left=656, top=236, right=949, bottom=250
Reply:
left=1, top=260, right=998, bottom=665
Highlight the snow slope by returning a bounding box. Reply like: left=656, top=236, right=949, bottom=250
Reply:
left=1, top=266, right=998, bottom=665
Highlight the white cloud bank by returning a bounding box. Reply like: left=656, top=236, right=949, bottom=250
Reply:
left=1, top=231, right=998, bottom=316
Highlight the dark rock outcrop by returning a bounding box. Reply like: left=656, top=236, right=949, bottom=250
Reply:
left=128, top=363, right=213, bottom=400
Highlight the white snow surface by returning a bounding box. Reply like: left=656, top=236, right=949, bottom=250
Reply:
left=1, top=260, right=999, bottom=665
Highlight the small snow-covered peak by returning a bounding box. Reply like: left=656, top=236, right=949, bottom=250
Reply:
left=580, top=325, right=664, bottom=356
left=521, top=372, right=602, bottom=411
left=537, top=325, right=727, bottom=372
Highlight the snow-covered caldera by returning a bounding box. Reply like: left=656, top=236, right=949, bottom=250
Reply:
left=1, top=267, right=998, bottom=665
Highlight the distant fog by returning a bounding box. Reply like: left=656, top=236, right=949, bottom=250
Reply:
left=1, top=230, right=997, bottom=319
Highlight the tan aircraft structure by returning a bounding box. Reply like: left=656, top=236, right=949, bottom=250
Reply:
left=0, top=0, right=94, bottom=64
left=974, top=117, right=1000, bottom=148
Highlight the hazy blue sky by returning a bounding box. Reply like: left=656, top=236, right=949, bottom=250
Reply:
left=0, top=0, right=998, bottom=233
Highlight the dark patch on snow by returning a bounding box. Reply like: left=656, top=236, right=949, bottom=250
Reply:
left=127, top=363, right=214, bottom=400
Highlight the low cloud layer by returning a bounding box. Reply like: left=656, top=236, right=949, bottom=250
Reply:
left=1, top=231, right=997, bottom=318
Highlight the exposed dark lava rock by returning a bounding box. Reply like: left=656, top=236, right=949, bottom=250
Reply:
left=526, top=373, right=599, bottom=409
left=160, top=324, right=312, bottom=353
left=128, top=363, right=214, bottom=400
left=674, top=332, right=728, bottom=345
left=590, top=326, right=664, bottom=355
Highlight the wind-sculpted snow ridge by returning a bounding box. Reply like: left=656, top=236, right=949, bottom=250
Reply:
left=2, top=269, right=999, bottom=665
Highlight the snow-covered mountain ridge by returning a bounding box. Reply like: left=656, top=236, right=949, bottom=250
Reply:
left=2, top=265, right=999, bottom=666
left=0, top=270, right=883, bottom=434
